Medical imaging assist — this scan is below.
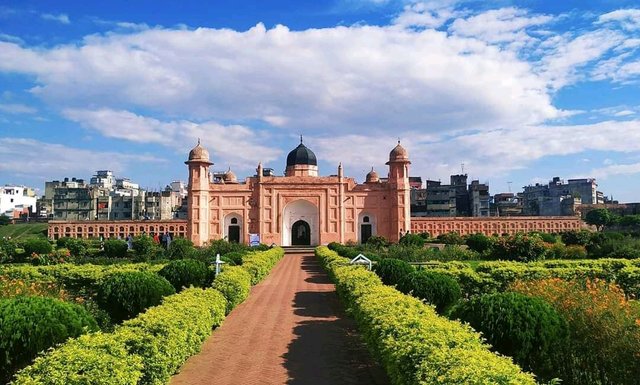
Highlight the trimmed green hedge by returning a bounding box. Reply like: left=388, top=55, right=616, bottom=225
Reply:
left=0, top=296, right=98, bottom=382
left=11, top=247, right=286, bottom=385
left=212, top=266, right=252, bottom=313
left=117, top=287, right=227, bottom=385
left=316, top=246, right=536, bottom=385
left=241, top=247, right=285, bottom=284
left=12, top=331, right=144, bottom=385
left=158, top=259, right=212, bottom=291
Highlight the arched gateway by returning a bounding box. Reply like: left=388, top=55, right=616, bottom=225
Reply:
left=282, top=199, right=318, bottom=246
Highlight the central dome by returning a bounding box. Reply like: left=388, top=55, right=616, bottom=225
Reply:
left=286, top=139, right=317, bottom=167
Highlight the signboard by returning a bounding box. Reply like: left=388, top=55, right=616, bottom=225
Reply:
left=249, top=233, right=261, bottom=247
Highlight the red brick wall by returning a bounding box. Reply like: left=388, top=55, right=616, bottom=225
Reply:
left=410, top=216, right=583, bottom=237
left=48, top=220, right=188, bottom=239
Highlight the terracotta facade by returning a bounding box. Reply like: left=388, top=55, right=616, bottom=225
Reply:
left=48, top=220, right=187, bottom=239
left=185, top=140, right=411, bottom=247
left=410, top=216, right=582, bottom=237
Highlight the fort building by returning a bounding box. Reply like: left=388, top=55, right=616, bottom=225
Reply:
left=48, top=140, right=583, bottom=242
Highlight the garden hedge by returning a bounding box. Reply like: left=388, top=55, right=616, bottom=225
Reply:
left=241, top=247, right=285, bottom=284
left=212, top=266, right=252, bottom=313
left=316, top=246, right=536, bottom=385
left=11, top=247, right=285, bottom=385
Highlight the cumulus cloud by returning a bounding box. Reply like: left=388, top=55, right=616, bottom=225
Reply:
left=590, top=162, right=640, bottom=179
left=0, top=137, right=162, bottom=179
left=597, top=9, right=640, bottom=31
left=62, top=108, right=281, bottom=168
left=0, top=23, right=562, bottom=137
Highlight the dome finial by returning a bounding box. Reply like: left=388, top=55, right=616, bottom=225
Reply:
left=197, top=138, right=201, bottom=145
left=300, top=134, right=303, bottom=144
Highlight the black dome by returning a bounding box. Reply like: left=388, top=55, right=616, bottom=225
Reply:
left=286, top=142, right=317, bottom=167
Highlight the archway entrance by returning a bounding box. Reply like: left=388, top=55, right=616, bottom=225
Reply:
left=291, top=220, right=311, bottom=245
left=228, top=218, right=240, bottom=243
left=358, top=214, right=376, bottom=244
left=224, top=214, right=243, bottom=244
left=282, top=199, right=319, bottom=246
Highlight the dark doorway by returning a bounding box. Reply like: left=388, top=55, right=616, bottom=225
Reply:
left=292, top=220, right=311, bottom=245
left=360, top=224, right=372, bottom=244
left=228, top=225, right=240, bottom=243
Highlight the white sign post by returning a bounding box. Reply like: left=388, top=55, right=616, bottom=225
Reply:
left=249, top=233, right=261, bottom=247
left=214, top=253, right=226, bottom=277
left=350, top=253, right=373, bottom=271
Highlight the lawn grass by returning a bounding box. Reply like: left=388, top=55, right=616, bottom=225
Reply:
left=0, top=223, right=48, bottom=239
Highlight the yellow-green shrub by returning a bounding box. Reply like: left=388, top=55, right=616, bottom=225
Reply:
left=212, top=266, right=252, bottom=313
left=241, top=247, right=284, bottom=284
left=316, top=246, right=536, bottom=385
left=117, top=287, right=226, bottom=385
left=12, top=331, right=143, bottom=385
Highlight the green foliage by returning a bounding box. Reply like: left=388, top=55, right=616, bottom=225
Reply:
left=0, top=223, right=47, bottom=240
left=512, top=278, right=640, bottom=384
left=222, top=251, right=247, bottom=265
left=158, top=259, right=212, bottom=291
left=586, top=208, right=613, bottom=230
left=398, top=270, right=461, bottom=313
left=104, top=239, right=129, bottom=258
left=316, top=246, right=537, bottom=385
left=618, top=214, right=640, bottom=227
left=450, top=292, right=568, bottom=381
left=12, top=331, right=144, bottom=385
left=241, top=247, right=285, bottom=284
left=65, top=238, right=89, bottom=257
left=23, top=238, right=53, bottom=256
left=365, top=235, right=390, bottom=249
left=206, top=239, right=249, bottom=257
left=97, top=271, right=175, bottom=323
left=0, top=237, right=17, bottom=262
left=489, top=233, right=548, bottom=262
left=132, top=235, right=161, bottom=262
left=436, top=231, right=466, bottom=245
left=0, top=215, right=10, bottom=226
left=166, top=237, right=196, bottom=260
left=399, top=232, right=426, bottom=247
left=212, top=266, right=252, bottom=312
left=117, top=287, right=227, bottom=385
left=0, top=296, right=98, bottom=382
left=465, top=233, right=494, bottom=253
left=560, top=230, right=592, bottom=246
left=373, top=258, right=413, bottom=286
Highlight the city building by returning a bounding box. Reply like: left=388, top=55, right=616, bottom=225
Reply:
left=0, top=185, right=37, bottom=218
left=410, top=175, right=490, bottom=217
left=492, top=193, right=524, bottom=216
left=522, top=177, right=604, bottom=216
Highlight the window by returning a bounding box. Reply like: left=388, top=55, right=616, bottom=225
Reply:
left=363, top=216, right=369, bottom=223
left=231, top=217, right=238, bottom=224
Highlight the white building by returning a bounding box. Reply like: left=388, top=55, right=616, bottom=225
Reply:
left=0, top=185, right=37, bottom=217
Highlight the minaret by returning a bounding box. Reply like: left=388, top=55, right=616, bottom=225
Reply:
left=386, top=141, right=411, bottom=242
left=185, top=139, right=213, bottom=246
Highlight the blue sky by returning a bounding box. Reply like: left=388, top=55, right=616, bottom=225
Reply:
left=1, top=0, right=639, bottom=202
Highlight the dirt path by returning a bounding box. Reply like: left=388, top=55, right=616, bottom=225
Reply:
left=170, top=252, right=389, bottom=385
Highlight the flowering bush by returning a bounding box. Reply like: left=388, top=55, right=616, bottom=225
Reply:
left=511, top=278, right=640, bottom=384
left=0, top=276, right=67, bottom=299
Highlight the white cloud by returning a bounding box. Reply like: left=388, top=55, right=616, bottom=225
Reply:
left=0, top=23, right=561, bottom=137
left=590, top=162, right=640, bottom=179
left=0, top=137, right=162, bottom=179
left=62, top=108, right=281, bottom=168
left=41, top=13, right=70, bottom=24
left=597, top=9, right=640, bottom=31
left=0, top=103, right=37, bottom=114
left=393, top=1, right=460, bottom=29
left=614, top=109, right=635, bottom=117
left=449, top=7, right=553, bottom=44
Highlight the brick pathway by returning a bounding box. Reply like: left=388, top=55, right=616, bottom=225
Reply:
left=170, top=252, right=389, bottom=385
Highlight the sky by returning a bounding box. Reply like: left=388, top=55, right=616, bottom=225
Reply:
left=0, top=0, right=639, bottom=202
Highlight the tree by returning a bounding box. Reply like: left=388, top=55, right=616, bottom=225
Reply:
left=585, top=208, right=612, bottom=231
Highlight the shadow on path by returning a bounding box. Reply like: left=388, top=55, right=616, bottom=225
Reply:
left=283, top=256, right=389, bottom=385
